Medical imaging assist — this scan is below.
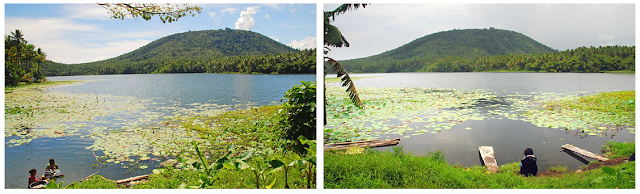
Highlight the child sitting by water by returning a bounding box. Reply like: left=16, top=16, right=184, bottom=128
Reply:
left=46, top=158, right=59, bottom=171
left=28, top=169, right=47, bottom=188
left=520, top=148, right=538, bottom=177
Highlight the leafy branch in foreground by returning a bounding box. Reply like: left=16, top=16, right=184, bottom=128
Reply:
left=323, top=3, right=368, bottom=120
left=325, top=57, right=363, bottom=108
left=97, top=3, right=202, bottom=23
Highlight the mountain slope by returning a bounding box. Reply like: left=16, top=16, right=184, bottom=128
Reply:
left=41, top=29, right=315, bottom=75
left=115, top=28, right=297, bottom=62
left=338, top=28, right=559, bottom=72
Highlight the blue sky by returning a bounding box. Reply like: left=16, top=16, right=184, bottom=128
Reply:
left=4, top=3, right=316, bottom=64
left=325, top=3, right=635, bottom=60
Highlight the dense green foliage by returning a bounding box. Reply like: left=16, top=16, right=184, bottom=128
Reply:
left=334, top=28, right=634, bottom=73
left=40, top=29, right=315, bottom=75
left=602, top=141, right=636, bottom=159
left=281, top=81, right=317, bottom=153
left=5, top=29, right=47, bottom=86
left=325, top=143, right=635, bottom=189
left=546, top=91, right=635, bottom=128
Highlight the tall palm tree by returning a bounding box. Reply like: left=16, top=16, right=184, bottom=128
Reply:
left=10, top=29, right=26, bottom=68
left=323, top=4, right=368, bottom=124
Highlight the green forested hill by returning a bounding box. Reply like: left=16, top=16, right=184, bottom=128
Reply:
left=365, top=28, right=556, bottom=61
left=119, top=28, right=296, bottom=61
left=336, top=28, right=633, bottom=73
left=41, top=29, right=315, bottom=75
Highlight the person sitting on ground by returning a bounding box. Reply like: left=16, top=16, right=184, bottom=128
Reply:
left=28, top=169, right=47, bottom=188
left=520, top=148, right=538, bottom=177
left=46, top=158, right=58, bottom=171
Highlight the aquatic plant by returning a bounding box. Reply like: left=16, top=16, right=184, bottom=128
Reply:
left=325, top=84, right=635, bottom=143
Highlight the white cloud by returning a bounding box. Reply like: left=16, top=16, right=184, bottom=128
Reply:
left=208, top=12, right=217, bottom=18
left=5, top=17, right=100, bottom=43
left=289, top=7, right=298, bottom=14
left=264, top=14, right=271, bottom=19
left=325, top=4, right=635, bottom=60
left=597, top=34, right=615, bottom=42
left=269, top=36, right=279, bottom=41
left=63, top=4, right=112, bottom=20
left=288, top=36, right=316, bottom=50
left=41, top=39, right=151, bottom=64
left=235, top=7, right=257, bottom=31
left=263, top=4, right=280, bottom=9
left=5, top=17, right=160, bottom=64
left=221, top=7, right=238, bottom=15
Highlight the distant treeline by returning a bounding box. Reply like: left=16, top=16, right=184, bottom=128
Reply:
left=338, top=46, right=634, bottom=73
left=41, top=49, right=316, bottom=76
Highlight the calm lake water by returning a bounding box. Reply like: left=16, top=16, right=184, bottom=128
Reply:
left=5, top=73, right=314, bottom=189
left=330, top=72, right=635, bottom=171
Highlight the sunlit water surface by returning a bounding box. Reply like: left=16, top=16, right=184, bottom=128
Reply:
left=5, top=73, right=314, bottom=189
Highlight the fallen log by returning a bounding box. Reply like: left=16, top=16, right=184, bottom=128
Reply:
left=325, top=138, right=401, bottom=151
left=91, top=150, right=99, bottom=163
left=479, top=146, right=499, bottom=172
left=561, top=144, right=609, bottom=161
left=115, top=174, right=149, bottom=184
left=325, top=139, right=379, bottom=146
left=80, top=171, right=100, bottom=182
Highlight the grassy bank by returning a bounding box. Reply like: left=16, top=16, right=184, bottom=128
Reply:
left=325, top=142, right=634, bottom=189
left=546, top=90, right=635, bottom=128
left=603, top=70, right=635, bottom=74
left=5, top=80, right=80, bottom=92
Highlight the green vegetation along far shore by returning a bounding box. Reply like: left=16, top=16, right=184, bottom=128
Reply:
left=324, top=76, right=379, bottom=83
left=325, top=142, right=634, bottom=189
left=4, top=81, right=81, bottom=92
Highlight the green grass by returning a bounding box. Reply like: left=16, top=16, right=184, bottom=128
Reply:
left=547, top=91, right=635, bottom=127
left=602, top=141, right=636, bottom=159
left=547, top=165, right=568, bottom=173
left=5, top=81, right=80, bottom=92
left=68, top=175, right=119, bottom=189
left=325, top=143, right=635, bottom=189
left=602, top=70, right=635, bottom=74
left=569, top=91, right=634, bottom=113
left=484, top=70, right=539, bottom=73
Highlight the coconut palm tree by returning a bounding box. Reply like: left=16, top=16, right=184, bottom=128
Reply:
left=323, top=4, right=368, bottom=124
left=10, top=29, right=26, bottom=68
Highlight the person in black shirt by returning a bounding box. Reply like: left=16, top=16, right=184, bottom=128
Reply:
left=520, top=148, right=538, bottom=177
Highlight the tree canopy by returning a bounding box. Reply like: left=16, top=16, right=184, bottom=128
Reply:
left=5, top=29, right=47, bottom=86
left=338, top=45, right=634, bottom=73
left=97, top=3, right=202, bottom=23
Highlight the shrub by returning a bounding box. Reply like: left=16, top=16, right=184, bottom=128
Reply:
left=281, top=81, right=316, bottom=153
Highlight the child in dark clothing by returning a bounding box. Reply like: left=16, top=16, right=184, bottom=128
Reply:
left=520, top=148, right=538, bottom=177
left=46, top=158, right=59, bottom=171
